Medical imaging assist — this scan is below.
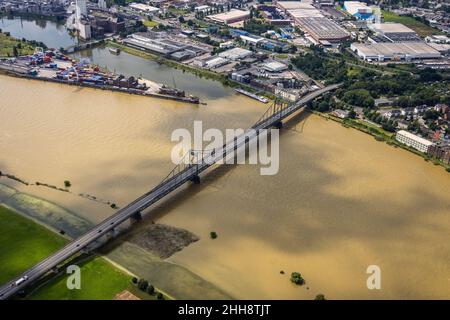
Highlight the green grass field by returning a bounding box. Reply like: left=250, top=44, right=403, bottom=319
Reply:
left=29, top=257, right=131, bottom=300
left=143, top=20, right=159, bottom=28
left=0, top=32, right=35, bottom=57
left=381, top=10, right=442, bottom=37
left=0, top=205, right=67, bottom=285
left=0, top=205, right=135, bottom=300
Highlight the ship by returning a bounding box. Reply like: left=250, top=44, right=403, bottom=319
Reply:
left=108, top=47, right=121, bottom=55
left=235, top=88, right=269, bottom=103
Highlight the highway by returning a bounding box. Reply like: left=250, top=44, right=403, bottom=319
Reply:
left=0, top=84, right=340, bottom=300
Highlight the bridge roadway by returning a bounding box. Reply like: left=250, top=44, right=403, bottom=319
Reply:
left=0, top=84, right=340, bottom=300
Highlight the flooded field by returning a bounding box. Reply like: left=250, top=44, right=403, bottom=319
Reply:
left=0, top=74, right=449, bottom=299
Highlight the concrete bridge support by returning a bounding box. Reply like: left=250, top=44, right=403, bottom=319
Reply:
left=106, top=228, right=116, bottom=241
left=190, top=175, right=200, bottom=184
left=130, top=211, right=142, bottom=224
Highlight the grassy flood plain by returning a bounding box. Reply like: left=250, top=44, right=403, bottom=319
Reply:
left=0, top=205, right=67, bottom=285
left=0, top=183, right=228, bottom=299
left=0, top=204, right=139, bottom=300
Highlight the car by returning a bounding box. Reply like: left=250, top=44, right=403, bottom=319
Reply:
left=14, top=276, right=29, bottom=286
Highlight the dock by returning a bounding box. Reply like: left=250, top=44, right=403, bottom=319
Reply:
left=0, top=49, right=200, bottom=105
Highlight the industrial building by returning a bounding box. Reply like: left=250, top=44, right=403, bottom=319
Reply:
left=262, top=61, right=288, bottom=72
left=275, top=1, right=316, bottom=12
left=240, top=34, right=265, bottom=46
left=218, top=47, right=253, bottom=60
left=128, top=2, right=160, bottom=15
left=257, top=4, right=293, bottom=25
left=343, top=1, right=373, bottom=20
left=123, top=32, right=206, bottom=61
left=275, top=1, right=349, bottom=43
left=368, top=23, right=421, bottom=42
left=207, top=9, right=250, bottom=25
left=395, top=130, right=435, bottom=153
left=296, top=17, right=350, bottom=43
left=350, top=42, right=441, bottom=62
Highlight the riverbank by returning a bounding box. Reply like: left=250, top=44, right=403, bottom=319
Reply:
left=312, top=111, right=450, bottom=172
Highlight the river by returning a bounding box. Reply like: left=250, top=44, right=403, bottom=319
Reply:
left=1, top=74, right=449, bottom=299
left=0, top=15, right=78, bottom=49
left=0, top=18, right=449, bottom=299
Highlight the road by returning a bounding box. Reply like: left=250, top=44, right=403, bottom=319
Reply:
left=0, top=84, right=340, bottom=300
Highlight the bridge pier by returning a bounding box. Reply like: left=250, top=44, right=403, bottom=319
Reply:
left=130, top=211, right=142, bottom=224
left=106, top=228, right=116, bottom=240
left=274, top=121, right=283, bottom=129
left=190, top=175, right=200, bottom=184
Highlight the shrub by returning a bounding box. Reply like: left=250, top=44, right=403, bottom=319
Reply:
left=315, top=294, right=326, bottom=300
left=147, top=285, right=155, bottom=295
left=210, top=231, right=218, bottom=239
left=64, top=180, right=71, bottom=188
left=290, top=272, right=305, bottom=285
left=131, top=277, right=138, bottom=284
left=156, top=292, right=164, bottom=300
left=138, top=279, right=148, bottom=291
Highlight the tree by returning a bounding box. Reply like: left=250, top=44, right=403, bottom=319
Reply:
left=64, top=180, right=71, bottom=188
left=348, top=109, right=357, bottom=119
left=156, top=292, right=164, bottom=300
left=147, top=285, right=155, bottom=295
left=315, top=294, right=326, bottom=300
left=13, top=45, right=19, bottom=57
left=178, top=16, right=185, bottom=24
left=210, top=231, right=218, bottom=239
left=342, top=89, right=374, bottom=108
left=131, top=277, right=138, bottom=284
left=290, top=272, right=305, bottom=285
left=138, top=279, right=149, bottom=291
left=423, top=109, right=440, bottom=121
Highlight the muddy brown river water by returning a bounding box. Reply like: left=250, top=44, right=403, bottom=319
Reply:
left=0, top=75, right=449, bottom=299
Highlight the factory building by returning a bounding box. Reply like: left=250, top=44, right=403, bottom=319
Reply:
left=275, top=1, right=316, bottom=12
left=296, top=17, right=350, bottom=43
left=128, top=2, right=160, bottom=16
left=275, top=1, right=349, bottom=43
left=395, top=130, right=435, bottom=154
left=218, top=47, right=253, bottom=60
left=207, top=9, right=250, bottom=25
left=123, top=33, right=206, bottom=61
left=351, top=42, right=441, bottom=62
left=263, top=61, right=288, bottom=72
left=369, top=23, right=421, bottom=42
left=343, top=1, right=373, bottom=20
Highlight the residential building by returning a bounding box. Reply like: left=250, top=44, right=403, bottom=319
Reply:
left=395, top=130, right=435, bottom=153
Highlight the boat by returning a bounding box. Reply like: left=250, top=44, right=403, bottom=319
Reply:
left=108, top=47, right=121, bottom=55
left=234, top=88, right=269, bottom=103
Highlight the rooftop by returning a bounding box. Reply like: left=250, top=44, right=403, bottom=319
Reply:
left=207, top=9, right=250, bottom=22
left=370, top=23, right=417, bottom=34
left=351, top=42, right=441, bottom=57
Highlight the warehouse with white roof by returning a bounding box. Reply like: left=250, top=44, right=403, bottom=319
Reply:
left=351, top=42, right=441, bottom=62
